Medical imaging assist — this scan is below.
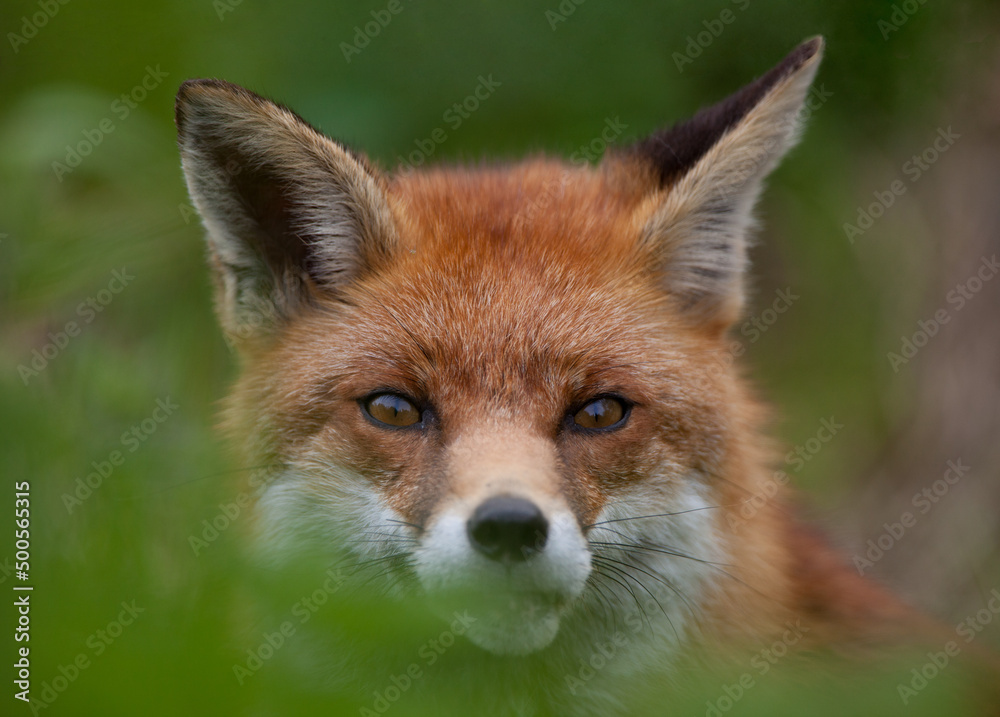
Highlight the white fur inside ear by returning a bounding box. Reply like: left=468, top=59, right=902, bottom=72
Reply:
left=176, top=81, right=397, bottom=342
left=642, top=51, right=821, bottom=325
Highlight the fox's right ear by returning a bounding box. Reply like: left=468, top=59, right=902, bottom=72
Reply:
left=613, top=37, right=823, bottom=335
left=175, top=79, right=397, bottom=344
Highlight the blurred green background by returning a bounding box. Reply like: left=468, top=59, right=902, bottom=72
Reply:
left=2, top=0, right=1000, bottom=714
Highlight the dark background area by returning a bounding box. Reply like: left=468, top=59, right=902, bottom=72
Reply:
left=2, top=0, right=999, bottom=714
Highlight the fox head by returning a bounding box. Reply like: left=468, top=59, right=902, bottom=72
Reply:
left=177, top=39, right=823, bottom=660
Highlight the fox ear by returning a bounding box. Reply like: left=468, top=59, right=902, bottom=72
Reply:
left=618, top=37, right=823, bottom=332
left=175, top=79, right=397, bottom=343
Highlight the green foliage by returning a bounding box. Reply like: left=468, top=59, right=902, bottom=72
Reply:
left=2, top=0, right=998, bottom=713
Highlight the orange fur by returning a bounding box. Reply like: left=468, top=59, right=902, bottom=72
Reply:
left=222, top=158, right=914, bottom=643
left=175, top=38, right=995, bottom=711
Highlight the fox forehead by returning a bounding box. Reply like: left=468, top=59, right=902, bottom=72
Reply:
left=386, top=159, right=655, bottom=267
left=264, top=161, right=722, bottom=420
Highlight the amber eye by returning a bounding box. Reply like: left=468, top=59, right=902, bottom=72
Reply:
left=362, top=393, right=422, bottom=428
left=573, top=397, right=628, bottom=431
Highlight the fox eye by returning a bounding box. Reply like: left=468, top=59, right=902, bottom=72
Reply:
left=573, top=397, right=628, bottom=431
left=362, top=393, right=422, bottom=428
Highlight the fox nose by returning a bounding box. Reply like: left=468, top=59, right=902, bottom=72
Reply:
left=467, top=496, right=549, bottom=562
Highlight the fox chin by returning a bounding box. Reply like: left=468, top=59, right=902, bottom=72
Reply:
left=175, top=36, right=949, bottom=712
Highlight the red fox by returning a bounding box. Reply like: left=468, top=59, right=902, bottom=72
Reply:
left=175, top=37, right=992, bottom=713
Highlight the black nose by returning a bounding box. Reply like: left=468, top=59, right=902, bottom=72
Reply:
left=467, top=496, right=549, bottom=562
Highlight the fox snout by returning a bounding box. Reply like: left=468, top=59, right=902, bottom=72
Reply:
left=413, top=429, right=593, bottom=655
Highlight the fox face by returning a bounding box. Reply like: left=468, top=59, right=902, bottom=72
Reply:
left=232, top=165, right=736, bottom=655
left=177, top=38, right=851, bottom=689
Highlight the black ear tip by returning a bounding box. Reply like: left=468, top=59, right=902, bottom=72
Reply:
left=769, top=36, right=823, bottom=88
left=805, top=35, right=825, bottom=51
left=793, top=36, right=825, bottom=66
left=174, top=85, right=194, bottom=134
left=617, top=36, right=825, bottom=188
left=175, top=78, right=256, bottom=136
left=175, top=79, right=218, bottom=134
left=177, top=77, right=247, bottom=97
left=175, top=78, right=245, bottom=107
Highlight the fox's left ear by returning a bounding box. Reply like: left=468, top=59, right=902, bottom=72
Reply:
left=175, top=79, right=398, bottom=345
left=615, top=37, right=824, bottom=332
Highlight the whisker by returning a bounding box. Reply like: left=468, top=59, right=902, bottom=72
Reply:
left=352, top=537, right=418, bottom=546
left=586, top=573, right=625, bottom=632
left=592, top=557, right=678, bottom=641
left=589, top=538, right=733, bottom=568
left=590, top=558, right=647, bottom=626
left=585, top=504, right=727, bottom=529
left=357, top=529, right=419, bottom=542
left=697, top=467, right=800, bottom=522
left=339, top=551, right=408, bottom=573
left=386, top=518, right=424, bottom=533
left=356, top=562, right=413, bottom=594
left=590, top=534, right=765, bottom=604
left=594, top=554, right=695, bottom=624
left=342, top=552, right=413, bottom=593
left=598, top=538, right=774, bottom=605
